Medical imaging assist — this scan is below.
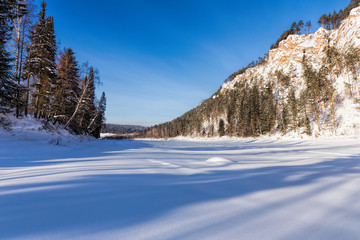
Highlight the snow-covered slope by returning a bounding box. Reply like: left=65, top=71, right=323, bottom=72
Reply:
left=0, top=113, right=90, bottom=144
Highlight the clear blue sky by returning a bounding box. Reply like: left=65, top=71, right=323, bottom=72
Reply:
left=41, top=0, right=347, bottom=126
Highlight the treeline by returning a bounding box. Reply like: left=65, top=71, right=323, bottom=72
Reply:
left=270, top=20, right=312, bottom=50
left=224, top=55, right=268, bottom=83
left=319, top=0, right=360, bottom=30
left=101, top=124, right=147, bottom=134
left=0, top=0, right=106, bottom=138
left=142, top=43, right=360, bottom=138
left=271, top=0, right=360, bottom=50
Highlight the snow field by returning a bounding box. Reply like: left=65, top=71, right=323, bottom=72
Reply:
left=1, top=136, right=360, bottom=239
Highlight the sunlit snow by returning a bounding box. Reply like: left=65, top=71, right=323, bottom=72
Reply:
left=1, top=135, right=360, bottom=239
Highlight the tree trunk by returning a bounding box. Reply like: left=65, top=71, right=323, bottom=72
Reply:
left=25, top=75, right=29, bottom=116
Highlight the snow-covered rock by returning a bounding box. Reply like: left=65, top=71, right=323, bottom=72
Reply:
left=223, top=7, right=360, bottom=92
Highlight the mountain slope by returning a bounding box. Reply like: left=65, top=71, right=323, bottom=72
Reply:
left=144, top=5, right=360, bottom=139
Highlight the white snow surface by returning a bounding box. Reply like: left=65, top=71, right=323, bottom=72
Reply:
left=1, top=133, right=360, bottom=239
left=0, top=113, right=91, bottom=144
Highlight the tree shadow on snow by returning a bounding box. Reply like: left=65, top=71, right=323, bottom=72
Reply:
left=0, top=139, right=152, bottom=167
left=1, top=140, right=360, bottom=238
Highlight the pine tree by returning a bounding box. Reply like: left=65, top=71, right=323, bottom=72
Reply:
left=325, top=46, right=342, bottom=77
left=54, top=48, right=80, bottom=123
left=344, top=46, right=360, bottom=98
left=88, top=91, right=106, bottom=138
left=304, top=114, right=312, bottom=136
left=260, top=82, right=275, bottom=134
left=306, top=20, right=312, bottom=34
left=271, top=21, right=301, bottom=50
left=26, top=0, right=57, bottom=118
left=303, top=57, right=325, bottom=133
left=250, top=84, right=261, bottom=136
left=280, top=104, right=289, bottom=134
left=218, top=119, right=225, bottom=137
left=7, top=0, right=31, bottom=117
left=297, top=20, right=304, bottom=34
left=287, top=87, right=298, bottom=132
left=331, top=11, right=337, bottom=29
left=318, top=14, right=328, bottom=29
left=326, top=13, right=332, bottom=30
left=338, top=9, right=344, bottom=26
left=226, top=92, right=236, bottom=136
left=0, top=0, right=18, bottom=112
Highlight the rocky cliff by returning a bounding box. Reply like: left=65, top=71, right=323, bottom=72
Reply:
left=223, top=6, right=360, bottom=94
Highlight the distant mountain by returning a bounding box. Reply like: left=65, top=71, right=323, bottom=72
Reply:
left=143, top=3, right=360, bottom=138
left=102, top=124, right=147, bottom=134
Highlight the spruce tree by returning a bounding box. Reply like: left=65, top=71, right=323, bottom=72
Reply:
left=304, top=114, right=312, bottom=136
left=26, top=0, right=57, bottom=118
left=0, top=0, right=17, bottom=112
left=218, top=119, right=225, bottom=137
left=226, top=91, right=236, bottom=136
left=250, top=84, right=261, bottom=136
left=280, top=104, right=289, bottom=134
left=303, top=57, right=324, bottom=132
left=288, top=87, right=298, bottom=132
left=260, top=82, right=275, bottom=134
left=89, top=92, right=106, bottom=138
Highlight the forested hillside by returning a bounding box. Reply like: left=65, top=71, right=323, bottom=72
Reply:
left=0, top=0, right=106, bottom=138
left=101, top=124, right=147, bottom=134
left=143, top=0, right=360, bottom=139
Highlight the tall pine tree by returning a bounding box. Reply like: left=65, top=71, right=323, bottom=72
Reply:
left=88, top=92, right=106, bottom=138
left=54, top=48, right=80, bottom=123
left=0, top=0, right=18, bottom=112
left=8, top=0, right=31, bottom=117
left=26, top=0, right=57, bottom=118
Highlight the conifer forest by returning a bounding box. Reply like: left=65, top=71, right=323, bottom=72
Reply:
left=0, top=0, right=106, bottom=138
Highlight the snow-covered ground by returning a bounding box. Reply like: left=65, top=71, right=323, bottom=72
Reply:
left=1, top=136, right=360, bottom=239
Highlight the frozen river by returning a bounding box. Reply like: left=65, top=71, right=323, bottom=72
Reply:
left=1, top=137, right=360, bottom=239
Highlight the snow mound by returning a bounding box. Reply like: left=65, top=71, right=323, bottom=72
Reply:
left=206, top=157, right=233, bottom=165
